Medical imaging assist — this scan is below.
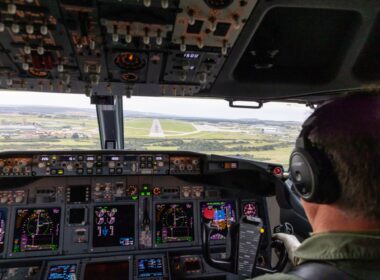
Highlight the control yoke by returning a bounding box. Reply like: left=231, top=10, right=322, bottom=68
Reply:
left=201, top=217, right=291, bottom=277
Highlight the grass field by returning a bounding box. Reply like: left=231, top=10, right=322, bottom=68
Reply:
left=0, top=112, right=300, bottom=167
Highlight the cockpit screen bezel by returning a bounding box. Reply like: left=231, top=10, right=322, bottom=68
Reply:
left=200, top=200, right=238, bottom=245
left=81, top=255, right=133, bottom=280
left=0, top=207, right=9, bottom=258
left=89, top=202, right=138, bottom=252
left=153, top=200, right=198, bottom=248
left=135, top=254, right=167, bottom=279
left=45, top=260, right=81, bottom=280
left=8, top=205, right=63, bottom=258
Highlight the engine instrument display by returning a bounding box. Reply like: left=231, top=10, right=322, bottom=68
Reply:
left=137, top=257, right=164, bottom=278
left=242, top=202, right=258, bottom=217
left=200, top=201, right=236, bottom=240
left=47, top=264, right=77, bottom=280
left=12, top=208, right=61, bottom=252
left=0, top=208, right=6, bottom=253
left=92, top=204, right=135, bottom=248
left=155, top=203, right=194, bottom=244
left=84, top=261, right=130, bottom=280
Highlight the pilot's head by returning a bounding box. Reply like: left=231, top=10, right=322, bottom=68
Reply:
left=289, top=92, right=380, bottom=227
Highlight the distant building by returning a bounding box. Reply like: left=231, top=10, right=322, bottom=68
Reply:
left=255, top=126, right=280, bottom=134
left=0, top=125, right=37, bottom=132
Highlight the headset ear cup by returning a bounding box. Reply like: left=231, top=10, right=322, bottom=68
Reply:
left=290, top=147, right=340, bottom=204
left=289, top=148, right=319, bottom=202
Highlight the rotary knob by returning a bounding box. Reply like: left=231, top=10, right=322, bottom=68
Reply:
left=12, top=167, right=20, bottom=173
left=195, top=190, right=202, bottom=198
left=66, top=164, right=73, bottom=171
left=183, top=189, right=190, bottom=198
left=15, top=195, right=24, bottom=203
left=0, top=196, right=7, bottom=204
left=2, top=166, right=10, bottom=173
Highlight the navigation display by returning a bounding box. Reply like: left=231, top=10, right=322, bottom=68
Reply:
left=137, top=257, right=164, bottom=278
left=200, top=201, right=236, bottom=240
left=155, top=203, right=194, bottom=244
left=92, top=204, right=135, bottom=247
left=12, top=208, right=61, bottom=252
left=84, top=261, right=130, bottom=280
left=47, top=264, right=77, bottom=280
left=0, top=208, right=6, bottom=253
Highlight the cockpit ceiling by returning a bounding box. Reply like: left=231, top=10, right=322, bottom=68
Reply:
left=0, top=0, right=379, bottom=103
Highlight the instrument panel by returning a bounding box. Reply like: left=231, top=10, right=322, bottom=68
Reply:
left=0, top=152, right=201, bottom=177
left=0, top=0, right=258, bottom=98
left=0, top=151, right=283, bottom=279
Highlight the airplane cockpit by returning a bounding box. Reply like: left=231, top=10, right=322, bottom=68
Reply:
left=0, top=0, right=379, bottom=279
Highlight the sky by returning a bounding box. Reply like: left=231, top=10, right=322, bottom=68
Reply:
left=0, top=91, right=313, bottom=122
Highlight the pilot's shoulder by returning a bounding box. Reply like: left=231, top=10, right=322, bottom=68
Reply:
left=251, top=273, right=303, bottom=280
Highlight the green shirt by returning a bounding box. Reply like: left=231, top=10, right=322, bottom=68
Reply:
left=253, top=232, right=380, bottom=280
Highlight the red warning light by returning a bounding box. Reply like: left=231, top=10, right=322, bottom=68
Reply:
left=273, top=167, right=283, bottom=176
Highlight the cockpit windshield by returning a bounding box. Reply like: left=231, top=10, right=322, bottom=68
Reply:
left=0, top=91, right=311, bottom=167
left=123, top=97, right=312, bottom=167
left=0, top=91, right=100, bottom=151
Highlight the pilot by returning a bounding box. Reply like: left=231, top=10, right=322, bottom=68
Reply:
left=254, top=92, right=380, bottom=279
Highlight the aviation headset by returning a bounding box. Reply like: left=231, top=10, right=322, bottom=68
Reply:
left=289, top=110, right=341, bottom=204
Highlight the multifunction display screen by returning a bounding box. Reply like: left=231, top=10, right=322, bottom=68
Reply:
left=67, top=185, right=90, bottom=203
left=13, top=208, right=61, bottom=252
left=155, top=203, right=194, bottom=244
left=200, top=201, right=236, bottom=240
left=47, top=264, right=77, bottom=280
left=137, top=257, right=164, bottom=278
left=92, top=204, right=135, bottom=247
left=0, top=208, right=6, bottom=253
left=84, top=261, right=130, bottom=280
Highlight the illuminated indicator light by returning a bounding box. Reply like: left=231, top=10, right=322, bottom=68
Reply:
left=143, top=185, right=148, bottom=190
left=128, top=54, right=134, bottom=61
left=141, top=192, right=146, bottom=196
left=224, top=162, right=237, bottom=169
left=132, top=195, right=138, bottom=200
left=146, top=192, right=151, bottom=196
left=260, top=228, right=265, bottom=234
left=57, top=170, right=64, bottom=175
left=273, top=167, right=283, bottom=176
left=52, top=156, right=57, bottom=160
left=153, top=187, right=161, bottom=196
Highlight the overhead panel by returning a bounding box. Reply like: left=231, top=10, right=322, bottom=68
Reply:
left=0, top=0, right=258, bottom=98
